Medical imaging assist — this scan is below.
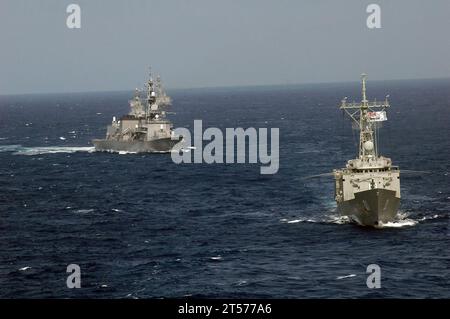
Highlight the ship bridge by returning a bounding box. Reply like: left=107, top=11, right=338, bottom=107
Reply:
left=346, top=156, right=396, bottom=171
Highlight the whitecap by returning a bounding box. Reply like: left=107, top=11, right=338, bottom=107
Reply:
left=336, top=274, right=356, bottom=280
left=326, top=215, right=351, bottom=225
left=285, top=219, right=301, bottom=223
left=281, top=215, right=350, bottom=225
left=237, top=280, right=248, bottom=286
left=375, top=219, right=418, bottom=228
left=118, top=151, right=137, bottom=155
left=281, top=218, right=320, bottom=224
left=74, top=209, right=94, bottom=214
left=210, top=256, right=223, bottom=260
left=13, top=146, right=94, bottom=156
left=418, top=214, right=441, bottom=221
left=288, top=219, right=316, bottom=224
left=0, top=145, right=22, bottom=152
left=19, top=266, right=31, bottom=271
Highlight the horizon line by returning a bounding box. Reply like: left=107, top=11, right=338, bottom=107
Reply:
left=1, top=76, right=449, bottom=98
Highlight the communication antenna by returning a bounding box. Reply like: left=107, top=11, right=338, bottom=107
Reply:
left=340, top=74, right=390, bottom=159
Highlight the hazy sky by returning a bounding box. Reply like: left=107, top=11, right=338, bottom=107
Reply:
left=1, top=0, right=449, bottom=94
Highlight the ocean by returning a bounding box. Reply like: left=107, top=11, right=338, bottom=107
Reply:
left=0, top=78, right=449, bottom=298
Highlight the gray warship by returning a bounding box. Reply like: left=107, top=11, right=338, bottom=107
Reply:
left=333, top=74, right=400, bottom=226
left=92, top=71, right=181, bottom=153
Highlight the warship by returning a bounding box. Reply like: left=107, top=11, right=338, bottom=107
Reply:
left=92, top=70, right=181, bottom=153
left=333, top=74, right=400, bottom=226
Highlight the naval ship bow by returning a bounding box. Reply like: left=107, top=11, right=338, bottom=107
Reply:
left=333, top=74, right=400, bottom=226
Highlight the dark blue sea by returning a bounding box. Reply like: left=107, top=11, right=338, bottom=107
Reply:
left=0, top=79, right=449, bottom=298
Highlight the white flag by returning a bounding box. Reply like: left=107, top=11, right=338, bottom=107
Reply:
left=367, top=111, right=387, bottom=122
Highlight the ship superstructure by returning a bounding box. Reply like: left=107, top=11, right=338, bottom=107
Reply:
left=334, top=74, right=400, bottom=226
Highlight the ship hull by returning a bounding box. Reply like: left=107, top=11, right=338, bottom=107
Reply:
left=92, top=137, right=181, bottom=153
left=337, top=188, right=400, bottom=226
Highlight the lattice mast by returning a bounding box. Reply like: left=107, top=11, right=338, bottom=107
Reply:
left=145, top=67, right=157, bottom=119
left=340, top=74, right=390, bottom=160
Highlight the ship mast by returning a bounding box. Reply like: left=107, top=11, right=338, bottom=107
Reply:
left=146, top=67, right=156, bottom=119
left=340, top=74, right=390, bottom=161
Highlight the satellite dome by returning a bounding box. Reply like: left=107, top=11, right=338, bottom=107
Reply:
left=364, top=141, right=374, bottom=151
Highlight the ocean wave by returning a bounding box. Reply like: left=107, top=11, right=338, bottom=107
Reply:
left=336, top=274, right=357, bottom=280
left=374, top=219, right=418, bottom=228
left=294, top=149, right=322, bottom=154
left=280, top=215, right=351, bottom=225
left=281, top=211, right=444, bottom=228
left=417, top=214, right=443, bottom=221
left=284, top=218, right=317, bottom=224
left=0, top=144, right=94, bottom=155
left=118, top=151, right=138, bottom=155
left=73, top=209, right=95, bottom=214
left=209, top=256, right=223, bottom=261
left=0, top=144, right=23, bottom=152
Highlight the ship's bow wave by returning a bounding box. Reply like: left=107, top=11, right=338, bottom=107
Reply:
left=0, top=144, right=94, bottom=155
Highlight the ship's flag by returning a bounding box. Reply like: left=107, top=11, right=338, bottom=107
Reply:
left=367, top=111, right=387, bottom=122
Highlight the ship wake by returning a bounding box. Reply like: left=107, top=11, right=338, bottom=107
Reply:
left=0, top=144, right=94, bottom=155
left=281, top=211, right=445, bottom=228
left=280, top=214, right=352, bottom=225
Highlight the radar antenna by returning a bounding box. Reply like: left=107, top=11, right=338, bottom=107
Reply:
left=340, top=74, right=390, bottom=160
